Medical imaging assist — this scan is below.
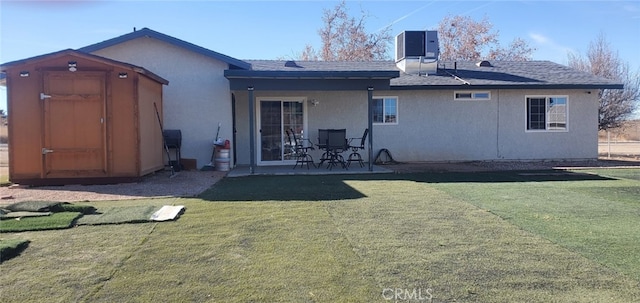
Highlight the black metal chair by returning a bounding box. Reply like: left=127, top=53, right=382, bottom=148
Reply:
left=286, top=129, right=315, bottom=169
left=317, top=129, right=329, bottom=166
left=347, top=128, right=368, bottom=167
left=325, top=129, right=348, bottom=170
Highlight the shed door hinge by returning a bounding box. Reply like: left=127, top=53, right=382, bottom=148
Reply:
left=42, top=148, right=54, bottom=155
left=40, top=93, right=52, bottom=100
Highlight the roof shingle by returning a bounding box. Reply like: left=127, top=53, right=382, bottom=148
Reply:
left=242, top=59, right=623, bottom=90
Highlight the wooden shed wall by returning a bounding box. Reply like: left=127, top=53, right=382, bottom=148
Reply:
left=5, top=53, right=165, bottom=184
left=6, top=68, right=42, bottom=180
left=138, top=75, right=164, bottom=175
left=108, top=66, right=138, bottom=176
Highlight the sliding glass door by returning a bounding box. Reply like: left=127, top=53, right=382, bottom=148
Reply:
left=257, top=98, right=306, bottom=165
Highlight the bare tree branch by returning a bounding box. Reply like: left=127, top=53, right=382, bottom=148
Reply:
left=305, top=0, right=392, bottom=61
left=438, top=14, right=533, bottom=61
left=568, top=33, right=640, bottom=130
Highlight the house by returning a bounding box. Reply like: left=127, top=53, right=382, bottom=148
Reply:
left=1, top=28, right=623, bottom=179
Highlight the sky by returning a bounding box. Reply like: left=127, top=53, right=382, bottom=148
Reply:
left=1, top=0, right=639, bottom=114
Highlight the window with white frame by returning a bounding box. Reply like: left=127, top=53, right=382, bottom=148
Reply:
left=454, top=91, right=491, bottom=100
left=526, top=96, right=568, bottom=131
left=373, top=97, right=398, bottom=124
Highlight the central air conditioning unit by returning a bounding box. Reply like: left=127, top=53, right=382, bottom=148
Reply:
left=395, top=30, right=439, bottom=75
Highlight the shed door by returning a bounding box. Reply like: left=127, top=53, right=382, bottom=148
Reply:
left=42, top=71, right=107, bottom=178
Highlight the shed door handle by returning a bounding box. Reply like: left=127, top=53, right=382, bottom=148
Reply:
left=42, top=148, right=54, bottom=154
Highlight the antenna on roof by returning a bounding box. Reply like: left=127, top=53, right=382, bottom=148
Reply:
left=443, top=70, right=470, bottom=85
left=133, top=27, right=137, bottom=32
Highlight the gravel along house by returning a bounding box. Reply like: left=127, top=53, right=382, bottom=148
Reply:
left=0, top=28, right=622, bottom=184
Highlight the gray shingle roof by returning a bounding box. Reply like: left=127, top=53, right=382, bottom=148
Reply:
left=226, top=60, right=399, bottom=80
left=79, top=28, right=251, bottom=70
left=392, top=60, right=623, bottom=89
left=240, top=59, right=623, bottom=90
left=246, top=60, right=397, bottom=72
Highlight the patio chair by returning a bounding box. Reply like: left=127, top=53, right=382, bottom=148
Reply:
left=287, top=129, right=315, bottom=169
left=347, top=128, right=368, bottom=167
left=325, top=129, right=348, bottom=170
left=317, top=129, right=329, bottom=166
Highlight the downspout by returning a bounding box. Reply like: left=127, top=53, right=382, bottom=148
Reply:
left=367, top=87, right=374, bottom=171
left=248, top=87, right=255, bottom=174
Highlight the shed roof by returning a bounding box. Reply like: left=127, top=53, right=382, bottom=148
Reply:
left=230, top=59, right=623, bottom=90
left=78, top=27, right=251, bottom=70
left=0, top=49, right=169, bottom=85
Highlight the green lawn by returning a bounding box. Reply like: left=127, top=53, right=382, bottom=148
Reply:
left=0, top=169, right=638, bottom=302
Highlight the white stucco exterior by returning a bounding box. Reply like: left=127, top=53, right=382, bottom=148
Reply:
left=233, top=88, right=599, bottom=165
left=75, top=30, right=603, bottom=168
left=90, top=37, right=232, bottom=169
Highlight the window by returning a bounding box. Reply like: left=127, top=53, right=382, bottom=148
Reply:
left=454, top=91, right=491, bottom=100
left=373, top=97, right=398, bottom=124
left=526, top=96, right=568, bottom=131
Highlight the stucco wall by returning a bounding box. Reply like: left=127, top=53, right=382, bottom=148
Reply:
left=375, top=90, right=499, bottom=161
left=233, top=88, right=599, bottom=165
left=496, top=89, right=599, bottom=160
left=91, top=38, right=231, bottom=169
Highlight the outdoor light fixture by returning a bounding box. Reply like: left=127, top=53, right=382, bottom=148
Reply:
left=118, top=72, right=128, bottom=79
left=68, top=61, right=77, bottom=72
left=309, top=99, right=319, bottom=107
left=19, top=71, right=30, bottom=77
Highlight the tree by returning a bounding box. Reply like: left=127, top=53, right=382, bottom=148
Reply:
left=437, top=15, right=534, bottom=61
left=568, top=33, right=640, bottom=130
left=301, top=0, right=392, bottom=61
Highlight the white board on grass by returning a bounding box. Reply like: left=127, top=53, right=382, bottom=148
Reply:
left=150, top=205, right=185, bottom=221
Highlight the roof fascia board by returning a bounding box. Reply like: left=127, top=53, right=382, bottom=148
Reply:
left=224, top=70, right=399, bottom=79
left=390, top=84, right=624, bottom=90
left=229, top=78, right=390, bottom=91
left=78, top=28, right=251, bottom=70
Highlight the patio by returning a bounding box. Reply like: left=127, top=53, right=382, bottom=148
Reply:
left=227, top=164, right=393, bottom=177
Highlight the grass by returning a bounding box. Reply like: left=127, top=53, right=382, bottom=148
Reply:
left=0, top=212, right=82, bottom=232
left=0, top=202, right=96, bottom=232
left=0, top=238, right=30, bottom=262
left=430, top=168, right=640, bottom=281
left=0, top=170, right=639, bottom=302
left=76, top=205, right=160, bottom=225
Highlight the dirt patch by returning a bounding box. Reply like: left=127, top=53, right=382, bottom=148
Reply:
left=0, top=170, right=227, bottom=205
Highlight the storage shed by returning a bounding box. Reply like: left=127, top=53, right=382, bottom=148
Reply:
left=1, top=49, right=169, bottom=185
